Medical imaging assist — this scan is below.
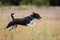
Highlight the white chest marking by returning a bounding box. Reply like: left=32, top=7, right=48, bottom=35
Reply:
left=27, top=20, right=36, bottom=28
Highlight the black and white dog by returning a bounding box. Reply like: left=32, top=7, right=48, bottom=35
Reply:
left=6, top=12, right=41, bottom=31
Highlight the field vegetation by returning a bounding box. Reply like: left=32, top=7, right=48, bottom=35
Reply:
left=0, top=6, right=60, bottom=40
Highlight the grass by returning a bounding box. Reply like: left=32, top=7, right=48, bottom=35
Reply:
left=0, top=23, right=60, bottom=40
left=0, top=6, right=60, bottom=40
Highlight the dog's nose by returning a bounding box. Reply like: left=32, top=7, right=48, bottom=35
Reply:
left=40, top=16, right=42, bottom=18
left=38, top=17, right=42, bottom=20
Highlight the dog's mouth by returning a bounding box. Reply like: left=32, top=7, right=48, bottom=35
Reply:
left=38, top=18, right=41, bottom=20
left=37, top=17, right=42, bottom=20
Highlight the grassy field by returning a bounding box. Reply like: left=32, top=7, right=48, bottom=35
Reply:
left=0, top=6, right=60, bottom=40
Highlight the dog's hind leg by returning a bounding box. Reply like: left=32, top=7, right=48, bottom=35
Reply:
left=9, top=26, right=13, bottom=31
left=6, top=21, right=14, bottom=29
left=13, top=25, right=17, bottom=30
left=9, top=25, right=17, bottom=31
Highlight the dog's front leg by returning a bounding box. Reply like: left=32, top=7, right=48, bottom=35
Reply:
left=27, top=23, right=35, bottom=30
left=27, top=21, right=35, bottom=30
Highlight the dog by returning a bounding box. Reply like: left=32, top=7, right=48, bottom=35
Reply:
left=6, top=12, right=42, bottom=31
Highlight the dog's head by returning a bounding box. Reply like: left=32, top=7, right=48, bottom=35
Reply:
left=32, top=12, right=42, bottom=20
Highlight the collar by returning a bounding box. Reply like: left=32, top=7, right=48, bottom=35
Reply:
left=29, top=16, right=34, bottom=20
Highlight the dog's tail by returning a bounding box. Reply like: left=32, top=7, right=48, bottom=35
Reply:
left=11, top=13, right=15, bottom=20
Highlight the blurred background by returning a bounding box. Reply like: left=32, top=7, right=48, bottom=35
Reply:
left=0, top=0, right=60, bottom=6
left=0, top=0, right=60, bottom=40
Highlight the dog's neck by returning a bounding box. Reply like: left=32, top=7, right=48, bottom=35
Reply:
left=29, top=15, right=34, bottom=20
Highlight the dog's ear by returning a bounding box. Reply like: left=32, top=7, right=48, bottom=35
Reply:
left=11, top=13, right=14, bottom=15
left=32, top=12, right=36, bottom=15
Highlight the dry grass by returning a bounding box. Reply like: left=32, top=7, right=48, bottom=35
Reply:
left=0, top=6, right=60, bottom=40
